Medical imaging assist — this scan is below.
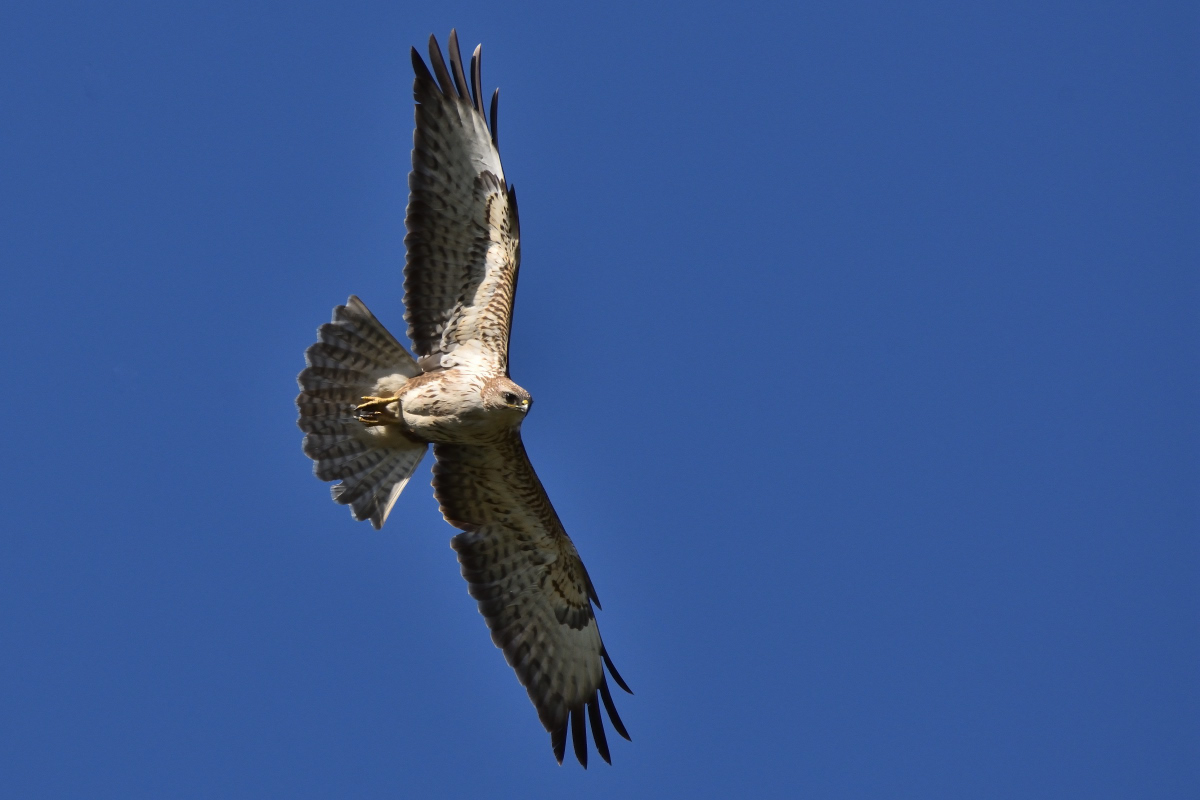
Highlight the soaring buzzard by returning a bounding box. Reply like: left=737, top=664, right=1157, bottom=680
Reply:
left=295, top=31, right=631, bottom=767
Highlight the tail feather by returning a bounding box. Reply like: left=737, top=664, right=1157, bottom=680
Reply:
left=297, top=415, right=360, bottom=437
left=298, top=365, right=374, bottom=393
left=297, top=296, right=427, bottom=529
left=313, top=325, right=404, bottom=368
left=328, top=447, right=422, bottom=524
left=302, top=433, right=370, bottom=461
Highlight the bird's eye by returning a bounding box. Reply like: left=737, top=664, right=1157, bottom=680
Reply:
left=502, top=392, right=519, bottom=405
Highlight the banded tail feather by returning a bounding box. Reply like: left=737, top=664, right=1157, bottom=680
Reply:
left=297, top=296, right=428, bottom=528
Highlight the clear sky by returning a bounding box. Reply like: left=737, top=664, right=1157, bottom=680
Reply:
left=1, top=2, right=1196, bottom=798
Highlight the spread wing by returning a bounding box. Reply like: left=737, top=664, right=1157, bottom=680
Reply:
left=405, top=32, right=520, bottom=377
left=432, top=434, right=632, bottom=766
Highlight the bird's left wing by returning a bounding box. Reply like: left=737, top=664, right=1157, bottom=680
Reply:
left=405, top=32, right=520, bottom=377
left=432, top=434, right=631, bottom=766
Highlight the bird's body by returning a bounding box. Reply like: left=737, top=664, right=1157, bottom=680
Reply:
left=360, top=368, right=529, bottom=444
left=295, top=30, right=630, bottom=768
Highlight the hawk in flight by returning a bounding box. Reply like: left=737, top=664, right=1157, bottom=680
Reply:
left=295, top=31, right=631, bottom=767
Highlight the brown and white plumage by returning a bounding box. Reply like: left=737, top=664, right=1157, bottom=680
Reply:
left=434, top=435, right=631, bottom=766
left=405, top=33, right=519, bottom=377
left=296, top=30, right=630, bottom=767
left=297, top=297, right=427, bottom=528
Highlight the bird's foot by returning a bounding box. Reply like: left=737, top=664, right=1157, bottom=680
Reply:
left=355, top=396, right=401, bottom=426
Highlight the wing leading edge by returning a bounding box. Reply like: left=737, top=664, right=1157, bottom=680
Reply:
left=433, top=435, right=632, bottom=766
left=405, top=32, right=521, bottom=377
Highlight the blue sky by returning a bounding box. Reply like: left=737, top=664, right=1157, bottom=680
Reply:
left=1, top=2, right=1196, bottom=797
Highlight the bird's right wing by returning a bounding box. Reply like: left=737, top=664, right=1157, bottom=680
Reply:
left=432, top=433, right=632, bottom=766
left=404, top=31, right=520, bottom=378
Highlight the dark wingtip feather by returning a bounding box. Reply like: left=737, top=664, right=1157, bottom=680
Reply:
left=571, top=706, right=588, bottom=768
left=599, top=677, right=631, bottom=741
left=551, top=724, right=567, bottom=764
left=411, top=47, right=434, bottom=85
left=427, top=33, right=454, bottom=98
left=588, top=695, right=611, bottom=764
left=503, top=182, right=519, bottom=235
left=447, top=29, right=470, bottom=100
left=489, top=88, right=499, bottom=145
left=470, top=44, right=484, bottom=115
left=603, top=648, right=633, bottom=694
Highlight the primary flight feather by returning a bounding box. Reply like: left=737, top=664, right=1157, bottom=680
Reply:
left=295, top=30, right=631, bottom=768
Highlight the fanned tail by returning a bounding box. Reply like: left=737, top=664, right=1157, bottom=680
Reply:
left=296, top=296, right=428, bottom=528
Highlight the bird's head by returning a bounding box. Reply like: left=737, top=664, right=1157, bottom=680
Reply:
left=482, top=377, right=533, bottom=421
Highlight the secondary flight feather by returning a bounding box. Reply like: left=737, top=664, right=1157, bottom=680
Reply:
left=295, top=30, right=631, bottom=767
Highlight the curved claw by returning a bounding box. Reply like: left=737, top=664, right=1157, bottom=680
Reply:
left=355, top=396, right=402, bottom=426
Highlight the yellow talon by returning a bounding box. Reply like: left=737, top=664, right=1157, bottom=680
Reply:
left=356, top=395, right=397, bottom=410
left=355, top=395, right=401, bottom=426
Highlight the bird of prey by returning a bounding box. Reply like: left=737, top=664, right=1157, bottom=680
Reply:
left=295, top=30, right=631, bottom=767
